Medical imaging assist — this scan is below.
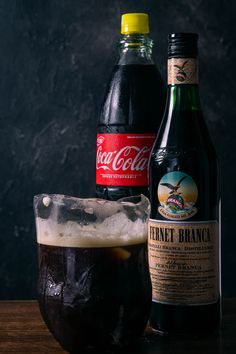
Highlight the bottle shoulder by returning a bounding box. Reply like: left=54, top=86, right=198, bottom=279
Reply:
left=152, top=109, right=217, bottom=156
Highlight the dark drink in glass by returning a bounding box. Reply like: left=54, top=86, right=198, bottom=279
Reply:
left=34, top=194, right=151, bottom=353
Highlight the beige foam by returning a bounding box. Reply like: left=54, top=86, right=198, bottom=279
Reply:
left=36, top=214, right=147, bottom=248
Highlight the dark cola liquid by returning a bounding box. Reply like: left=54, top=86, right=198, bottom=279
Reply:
left=38, top=242, right=152, bottom=353
left=96, top=64, right=165, bottom=200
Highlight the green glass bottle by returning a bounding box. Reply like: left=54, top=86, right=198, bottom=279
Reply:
left=148, top=33, right=221, bottom=334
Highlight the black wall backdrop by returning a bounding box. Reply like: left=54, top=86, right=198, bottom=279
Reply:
left=0, top=0, right=235, bottom=299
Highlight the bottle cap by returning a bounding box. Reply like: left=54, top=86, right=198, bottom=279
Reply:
left=121, top=13, right=149, bottom=34
left=168, top=33, right=198, bottom=58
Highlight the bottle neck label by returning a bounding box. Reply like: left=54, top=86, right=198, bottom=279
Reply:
left=168, top=58, right=198, bottom=85
left=96, top=133, right=155, bottom=186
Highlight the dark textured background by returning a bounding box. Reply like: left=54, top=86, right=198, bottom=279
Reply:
left=0, top=0, right=235, bottom=299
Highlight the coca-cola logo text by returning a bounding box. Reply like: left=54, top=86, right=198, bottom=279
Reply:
left=96, top=145, right=151, bottom=172
left=96, top=133, right=155, bottom=186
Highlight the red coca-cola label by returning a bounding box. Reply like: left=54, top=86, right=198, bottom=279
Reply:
left=96, top=133, right=155, bottom=186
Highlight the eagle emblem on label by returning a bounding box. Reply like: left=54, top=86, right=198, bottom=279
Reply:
left=157, top=171, right=198, bottom=220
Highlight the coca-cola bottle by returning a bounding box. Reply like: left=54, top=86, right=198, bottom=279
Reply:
left=96, top=13, right=166, bottom=200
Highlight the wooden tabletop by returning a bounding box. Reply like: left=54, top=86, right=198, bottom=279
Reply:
left=0, top=299, right=235, bottom=354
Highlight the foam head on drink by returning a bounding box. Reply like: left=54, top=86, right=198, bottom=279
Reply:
left=35, top=194, right=149, bottom=248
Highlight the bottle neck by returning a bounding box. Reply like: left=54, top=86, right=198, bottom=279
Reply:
left=166, top=57, right=201, bottom=111
left=118, top=34, right=154, bottom=65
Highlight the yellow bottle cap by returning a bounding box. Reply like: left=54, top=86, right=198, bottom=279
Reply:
left=121, top=13, right=149, bottom=35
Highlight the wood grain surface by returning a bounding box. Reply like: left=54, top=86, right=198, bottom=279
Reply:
left=0, top=299, right=235, bottom=354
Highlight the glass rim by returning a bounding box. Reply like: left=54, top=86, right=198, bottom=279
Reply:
left=33, top=193, right=149, bottom=208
